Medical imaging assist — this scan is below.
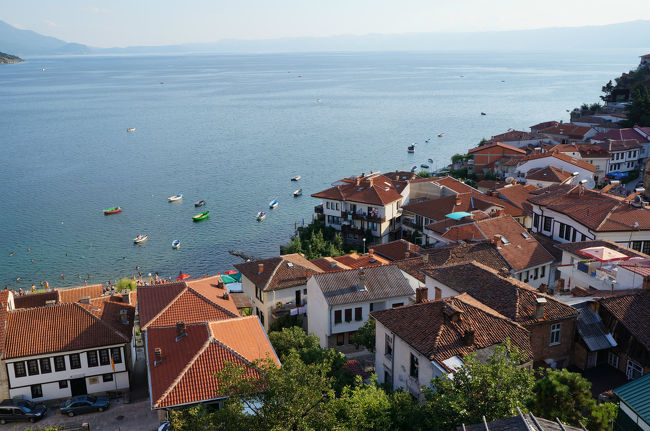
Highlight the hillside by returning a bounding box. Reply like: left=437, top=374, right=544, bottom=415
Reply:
left=0, top=51, right=23, bottom=64
left=0, top=20, right=89, bottom=56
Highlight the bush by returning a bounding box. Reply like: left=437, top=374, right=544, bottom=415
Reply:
left=116, top=277, right=137, bottom=292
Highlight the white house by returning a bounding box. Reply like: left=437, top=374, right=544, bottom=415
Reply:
left=599, top=140, right=642, bottom=176
left=307, top=265, right=414, bottom=352
left=516, top=153, right=596, bottom=189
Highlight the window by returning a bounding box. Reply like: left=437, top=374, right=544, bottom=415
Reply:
left=336, top=203, right=339, bottom=210
left=344, top=308, right=352, bottom=322
left=550, top=323, right=561, bottom=346
left=14, top=362, right=26, bottom=378
left=392, top=302, right=404, bottom=308
left=326, top=202, right=330, bottom=209
left=524, top=270, right=530, bottom=283
left=532, top=268, right=538, bottom=280
left=87, top=351, right=99, bottom=367
left=409, top=353, right=419, bottom=379
left=259, top=311, right=264, bottom=326
left=369, top=303, right=374, bottom=312
left=581, top=234, right=586, bottom=241
left=334, top=310, right=342, bottom=324
left=534, top=213, right=540, bottom=230
left=59, top=380, right=68, bottom=389
left=435, top=287, right=442, bottom=300
left=31, top=384, right=43, bottom=399
left=608, top=352, right=619, bottom=369
left=632, top=241, right=642, bottom=252
left=643, top=242, right=650, bottom=255
left=626, top=360, right=643, bottom=380
left=385, top=334, right=393, bottom=358
left=354, top=307, right=362, bottom=321
left=102, top=374, right=114, bottom=382
left=559, top=223, right=565, bottom=238
left=27, top=359, right=39, bottom=376
left=69, top=353, right=81, bottom=369
left=39, top=358, right=51, bottom=374
left=336, top=334, right=344, bottom=346
left=540, top=265, right=546, bottom=278
left=99, top=349, right=111, bottom=366
left=111, top=347, right=123, bottom=364
left=54, top=356, right=66, bottom=372
left=543, top=216, right=552, bottom=232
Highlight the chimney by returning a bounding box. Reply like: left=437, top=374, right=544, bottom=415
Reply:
left=175, top=321, right=187, bottom=341
left=45, top=300, right=56, bottom=307
left=122, top=293, right=130, bottom=304
left=535, top=297, right=547, bottom=319
left=625, top=187, right=645, bottom=203
left=422, top=253, right=429, bottom=264
left=368, top=248, right=374, bottom=257
left=463, top=329, right=475, bottom=346
left=223, top=291, right=229, bottom=300
left=600, top=180, right=620, bottom=194
left=415, top=287, right=428, bottom=303
left=455, top=197, right=462, bottom=206
left=154, top=348, right=162, bottom=366
left=404, top=251, right=410, bottom=259
left=358, top=267, right=367, bottom=291
left=356, top=177, right=361, bottom=186
left=369, top=178, right=374, bottom=187
left=217, top=280, right=225, bottom=289
left=492, top=234, right=502, bottom=246
left=258, top=263, right=264, bottom=274
left=79, top=296, right=90, bottom=304
left=643, top=276, right=650, bottom=290
left=538, top=284, right=548, bottom=294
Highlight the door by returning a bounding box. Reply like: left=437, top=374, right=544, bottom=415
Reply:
left=295, top=290, right=301, bottom=307
left=70, top=378, right=87, bottom=396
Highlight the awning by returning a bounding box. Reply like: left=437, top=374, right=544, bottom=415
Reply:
left=176, top=273, right=191, bottom=280
left=607, top=171, right=628, bottom=179
left=578, top=246, right=629, bottom=262
left=445, top=212, right=472, bottom=221
left=575, top=303, right=617, bottom=352
left=219, top=273, right=241, bottom=284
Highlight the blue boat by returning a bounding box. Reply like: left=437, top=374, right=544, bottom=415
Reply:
left=269, top=199, right=279, bottom=209
left=256, top=211, right=267, bottom=221
left=172, top=240, right=181, bottom=249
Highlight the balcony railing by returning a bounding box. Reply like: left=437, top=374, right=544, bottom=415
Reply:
left=271, top=301, right=307, bottom=318
left=401, top=219, right=420, bottom=229
left=341, top=210, right=386, bottom=223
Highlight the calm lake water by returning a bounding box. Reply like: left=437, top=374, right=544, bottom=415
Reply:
left=0, top=50, right=640, bottom=288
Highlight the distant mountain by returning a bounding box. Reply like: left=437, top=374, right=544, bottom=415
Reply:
left=0, top=20, right=89, bottom=56
left=0, top=51, right=23, bottom=64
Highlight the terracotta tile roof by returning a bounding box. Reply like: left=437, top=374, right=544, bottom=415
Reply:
left=229, top=292, right=252, bottom=309
left=360, top=239, right=422, bottom=261
left=422, top=262, right=577, bottom=325
left=468, top=141, right=527, bottom=155
left=618, top=258, right=650, bottom=276
left=539, top=124, right=593, bottom=139
left=591, top=128, right=650, bottom=144
left=235, top=254, right=321, bottom=292
left=600, top=290, right=650, bottom=350
left=137, top=282, right=187, bottom=328
left=520, top=152, right=596, bottom=173
left=531, top=233, right=564, bottom=262
left=526, top=166, right=573, bottom=183
left=186, top=276, right=241, bottom=316
left=343, top=359, right=367, bottom=378
left=4, top=303, right=129, bottom=359
left=311, top=173, right=403, bottom=206
left=495, top=184, right=538, bottom=214
left=555, top=239, right=649, bottom=259
left=574, top=143, right=611, bottom=159
left=531, top=121, right=560, bottom=132
left=0, top=291, right=10, bottom=357
left=80, top=294, right=135, bottom=340
left=58, top=284, right=104, bottom=303
left=311, top=265, right=414, bottom=306
left=429, top=176, right=480, bottom=194
left=490, top=130, right=539, bottom=142
left=147, top=317, right=278, bottom=409
left=13, top=291, right=58, bottom=309
left=441, top=222, right=485, bottom=242
left=425, top=211, right=490, bottom=235
left=598, top=139, right=643, bottom=152
left=372, top=293, right=532, bottom=372
left=403, top=193, right=505, bottom=221
left=311, top=253, right=389, bottom=272
left=528, top=186, right=650, bottom=232
left=476, top=180, right=508, bottom=191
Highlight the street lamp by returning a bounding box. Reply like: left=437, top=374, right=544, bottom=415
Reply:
left=362, top=237, right=366, bottom=254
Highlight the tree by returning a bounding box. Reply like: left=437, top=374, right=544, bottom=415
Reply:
left=601, top=80, right=614, bottom=102
left=168, top=404, right=218, bottom=431
left=423, top=341, right=535, bottom=430
left=624, top=85, right=650, bottom=127
left=268, top=326, right=320, bottom=358
left=282, top=237, right=303, bottom=255
left=332, top=378, right=393, bottom=431
left=529, top=369, right=618, bottom=431
left=268, top=314, right=303, bottom=333
left=116, top=277, right=136, bottom=292
left=350, top=318, right=376, bottom=352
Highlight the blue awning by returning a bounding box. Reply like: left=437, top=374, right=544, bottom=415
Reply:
left=445, top=212, right=472, bottom=220
left=607, top=171, right=628, bottom=179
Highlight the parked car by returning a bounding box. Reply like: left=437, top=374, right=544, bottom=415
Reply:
left=158, top=421, right=170, bottom=431
left=60, top=395, right=110, bottom=417
left=0, top=399, right=47, bottom=424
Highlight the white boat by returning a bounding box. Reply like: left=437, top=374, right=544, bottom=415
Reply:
left=291, top=175, right=301, bottom=181
left=172, top=240, right=181, bottom=249
left=134, top=234, right=148, bottom=244
left=428, top=158, right=433, bottom=163
left=127, top=128, right=136, bottom=132
left=168, top=194, right=183, bottom=202
left=269, top=199, right=279, bottom=209
left=407, top=144, right=415, bottom=153
left=256, top=211, right=267, bottom=221
left=293, top=189, right=302, bottom=197
left=438, top=133, right=445, bottom=137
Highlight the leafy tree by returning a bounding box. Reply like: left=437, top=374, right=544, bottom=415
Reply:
left=268, top=313, right=303, bottom=333
left=282, top=237, right=303, bottom=255
left=281, top=224, right=345, bottom=259
left=423, top=341, right=535, bottom=430
left=417, top=170, right=431, bottom=178
left=268, top=326, right=320, bottom=358
left=332, top=378, right=393, bottom=431
left=350, top=318, right=376, bottom=352
left=529, top=368, right=618, bottom=431
left=482, top=171, right=498, bottom=181
left=451, top=153, right=466, bottom=164
left=168, top=404, right=218, bottom=431
left=601, top=80, right=614, bottom=102
left=389, top=390, right=436, bottom=431
left=116, top=277, right=136, bottom=292
left=624, top=85, right=650, bottom=127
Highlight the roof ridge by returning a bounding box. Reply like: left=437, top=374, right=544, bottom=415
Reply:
left=187, top=287, right=238, bottom=319
left=261, top=258, right=284, bottom=291
left=453, top=293, right=530, bottom=333
left=142, top=284, right=188, bottom=330
left=72, top=302, right=130, bottom=343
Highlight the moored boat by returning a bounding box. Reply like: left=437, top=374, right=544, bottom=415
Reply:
left=192, top=211, right=209, bottom=222
left=428, top=158, right=433, bottom=163
left=256, top=211, right=267, bottom=221
left=407, top=144, right=415, bottom=153
left=410, top=165, right=417, bottom=172
left=103, top=206, right=122, bottom=215
left=194, top=200, right=206, bottom=207
left=269, top=199, right=279, bottom=209
left=291, top=175, right=301, bottom=181
left=127, top=128, right=136, bottom=132
left=168, top=194, right=183, bottom=202
left=293, top=189, right=302, bottom=197
left=438, top=133, right=445, bottom=137
left=172, top=240, right=181, bottom=249
left=421, top=164, right=430, bottom=169
left=134, top=234, right=148, bottom=244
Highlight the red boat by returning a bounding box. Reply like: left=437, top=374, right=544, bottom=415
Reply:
left=103, top=206, right=122, bottom=215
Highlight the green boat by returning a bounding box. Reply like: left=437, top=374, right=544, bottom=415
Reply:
left=193, top=211, right=209, bottom=222
left=103, top=206, right=122, bottom=215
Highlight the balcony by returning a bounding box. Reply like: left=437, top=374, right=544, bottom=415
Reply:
left=341, top=224, right=364, bottom=234
left=314, top=204, right=324, bottom=214
left=341, top=210, right=386, bottom=223
left=271, top=301, right=307, bottom=319
left=401, top=218, right=420, bottom=229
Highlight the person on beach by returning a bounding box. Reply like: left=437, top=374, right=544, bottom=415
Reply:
left=18, top=288, right=23, bottom=296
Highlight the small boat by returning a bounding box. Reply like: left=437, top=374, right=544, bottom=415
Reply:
left=269, top=199, right=279, bottom=209
left=172, top=240, right=181, bottom=249
left=425, top=139, right=430, bottom=143
left=407, top=144, right=415, bottom=153
left=103, top=206, right=122, bottom=215
left=168, top=194, right=183, bottom=202
left=192, top=211, right=209, bottom=222
left=127, top=128, right=136, bottom=132
left=410, top=165, right=417, bottom=172
left=291, top=175, right=301, bottom=181
left=428, top=158, right=433, bottom=163
left=481, top=112, right=486, bottom=116
left=421, top=164, right=430, bottom=169
left=293, top=189, right=302, bottom=197
left=438, top=133, right=445, bottom=137
left=194, top=200, right=206, bottom=207
left=134, top=234, right=148, bottom=244
left=256, top=211, right=267, bottom=221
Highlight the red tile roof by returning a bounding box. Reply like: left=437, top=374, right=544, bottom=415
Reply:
left=539, top=124, right=593, bottom=139
left=403, top=193, right=505, bottom=221
left=574, top=143, right=611, bottom=159
left=0, top=291, right=10, bottom=357
left=617, top=258, right=650, bottom=276
left=555, top=240, right=649, bottom=259
left=4, top=303, right=129, bottom=359
left=234, top=254, right=322, bottom=292
left=531, top=121, right=560, bottom=132
left=495, top=184, right=538, bottom=214
left=81, top=294, right=135, bottom=339
left=365, top=239, right=422, bottom=261
left=186, top=276, right=241, bottom=316
left=429, top=176, right=480, bottom=194
left=520, top=152, right=596, bottom=172
left=311, top=173, right=404, bottom=206
left=13, top=291, right=59, bottom=309
left=372, top=293, right=532, bottom=372
left=597, top=139, right=643, bottom=152
left=490, top=130, right=539, bottom=142
left=58, top=284, right=104, bottom=303
left=311, top=253, right=389, bottom=272
left=600, top=290, right=650, bottom=350
left=591, top=128, right=650, bottom=144
left=425, top=210, right=491, bottom=235
left=468, top=141, right=527, bottom=155
left=137, top=282, right=187, bottom=328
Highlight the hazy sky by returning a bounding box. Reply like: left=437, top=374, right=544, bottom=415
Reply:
left=4, top=0, right=650, bottom=48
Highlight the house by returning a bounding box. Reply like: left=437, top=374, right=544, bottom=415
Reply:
left=427, top=215, right=555, bottom=289
left=366, top=239, right=422, bottom=261
left=599, top=290, right=650, bottom=379
left=468, top=142, right=527, bottom=176
left=530, top=121, right=560, bottom=134
left=311, top=251, right=390, bottom=272
left=307, top=265, right=414, bottom=352
left=525, top=166, right=574, bottom=188
left=488, top=130, right=550, bottom=149
left=146, top=317, right=279, bottom=410
left=537, top=123, right=597, bottom=143
left=598, top=140, right=642, bottom=176
left=573, top=144, right=611, bottom=185
left=613, top=373, right=650, bottom=431
left=516, top=153, right=596, bottom=188
left=528, top=184, right=650, bottom=250
left=492, top=183, right=538, bottom=228
left=460, top=411, right=586, bottom=431
left=571, top=301, right=617, bottom=371
left=423, top=262, right=578, bottom=368
left=372, top=292, right=532, bottom=397
left=12, top=284, right=105, bottom=309
left=591, top=127, right=650, bottom=162
left=640, top=54, right=650, bottom=69
left=234, top=254, right=322, bottom=331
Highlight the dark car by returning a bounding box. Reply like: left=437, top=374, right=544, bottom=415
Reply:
left=60, top=395, right=110, bottom=417
left=0, top=399, right=47, bottom=424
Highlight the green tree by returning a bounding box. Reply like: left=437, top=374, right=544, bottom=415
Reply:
left=268, top=326, right=320, bottom=358
left=268, top=314, right=303, bottom=333
left=350, top=318, right=376, bottom=352
left=116, top=277, right=136, bottom=292
left=601, top=80, right=614, bottom=102
left=529, top=369, right=618, bottom=431
left=624, top=85, right=650, bottom=127
left=389, top=390, right=436, bottom=431
left=333, top=378, right=393, bottom=431
left=282, top=236, right=303, bottom=255
left=423, top=341, right=535, bottom=430
left=168, top=404, right=218, bottom=431
left=417, top=170, right=431, bottom=178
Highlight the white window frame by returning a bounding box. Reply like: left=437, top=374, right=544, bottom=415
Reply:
left=626, top=359, right=643, bottom=380
left=608, top=352, right=619, bottom=369
left=549, top=323, right=561, bottom=346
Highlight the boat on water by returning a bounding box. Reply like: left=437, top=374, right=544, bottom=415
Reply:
left=438, top=133, right=445, bottom=137
left=127, top=128, right=136, bottom=132
left=481, top=112, right=487, bottom=116
left=194, top=200, right=206, bottom=207
left=134, top=234, right=148, bottom=244
left=407, top=144, right=415, bottom=153
left=168, top=194, right=183, bottom=202
left=291, top=175, right=301, bottom=181
left=293, top=189, right=302, bottom=197
left=103, top=206, right=122, bottom=215
left=172, top=240, right=181, bottom=249
left=428, top=158, right=433, bottom=163
left=193, top=211, right=209, bottom=222
left=421, top=164, right=430, bottom=169
left=410, top=165, right=417, bottom=172
left=256, top=211, right=267, bottom=221
left=269, top=199, right=279, bottom=209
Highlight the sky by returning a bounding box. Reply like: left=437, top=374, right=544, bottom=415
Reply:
left=4, top=0, right=650, bottom=48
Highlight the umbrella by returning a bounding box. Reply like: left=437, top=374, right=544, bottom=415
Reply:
left=219, top=274, right=237, bottom=284
left=578, top=246, right=629, bottom=262
left=176, top=272, right=191, bottom=280
left=223, top=270, right=238, bottom=275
